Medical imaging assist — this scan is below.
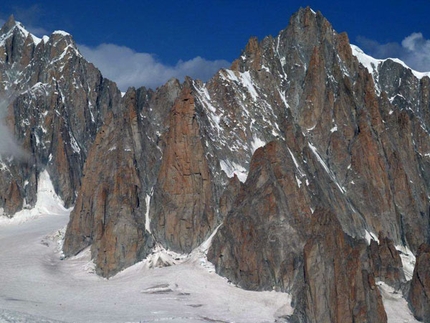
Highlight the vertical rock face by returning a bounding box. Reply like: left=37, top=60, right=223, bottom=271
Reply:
left=206, top=7, right=429, bottom=322
left=368, top=234, right=406, bottom=289
left=408, top=243, right=430, bottom=322
left=2, top=179, right=23, bottom=215
left=218, top=174, right=242, bottom=219
left=63, top=90, right=154, bottom=277
left=63, top=81, right=180, bottom=276
left=208, top=141, right=310, bottom=292
left=3, top=6, right=430, bottom=321
left=150, top=86, right=217, bottom=253
left=0, top=16, right=120, bottom=215
left=194, top=6, right=430, bottom=256
left=298, top=208, right=387, bottom=323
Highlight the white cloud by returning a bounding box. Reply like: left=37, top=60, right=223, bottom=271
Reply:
left=0, top=98, right=27, bottom=159
left=78, top=43, right=230, bottom=91
left=0, top=14, right=230, bottom=91
left=356, top=32, right=430, bottom=72
left=400, top=33, right=430, bottom=71
left=26, top=25, right=48, bottom=37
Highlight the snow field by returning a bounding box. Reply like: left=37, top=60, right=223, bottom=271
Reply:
left=0, top=171, right=293, bottom=323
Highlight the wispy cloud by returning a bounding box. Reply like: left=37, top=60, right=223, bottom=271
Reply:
left=356, top=32, right=430, bottom=72
left=0, top=97, right=27, bottom=159
left=26, top=25, right=48, bottom=37
left=78, top=43, right=230, bottom=91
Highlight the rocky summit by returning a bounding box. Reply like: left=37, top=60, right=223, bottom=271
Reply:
left=1, top=7, right=430, bottom=322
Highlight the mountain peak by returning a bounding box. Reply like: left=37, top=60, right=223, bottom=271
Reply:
left=1, top=7, right=430, bottom=323
left=5, top=15, right=16, bottom=29
left=0, top=15, right=44, bottom=47
left=300, top=6, right=318, bottom=15
left=52, top=30, right=71, bottom=37
left=0, top=15, right=18, bottom=35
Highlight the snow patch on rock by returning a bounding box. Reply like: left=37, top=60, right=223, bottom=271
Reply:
left=396, top=245, right=416, bottom=281
left=351, top=44, right=430, bottom=80
left=0, top=170, right=70, bottom=226
left=220, top=159, right=248, bottom=183
left=377, top=281, right=419, bottom=323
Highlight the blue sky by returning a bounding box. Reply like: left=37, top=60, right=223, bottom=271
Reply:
left=1, top=0, right=429, bottom=90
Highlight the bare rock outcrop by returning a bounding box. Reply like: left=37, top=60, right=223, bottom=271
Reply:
left=368, top=233, right=406, bottom=289
left=297, top=208, right=387, bottom=323
left=63, top=89, right=154, bottom=277
left=208, top=139, right=389, bottom=322
left=63, top=79, right=181, bottom=276
left=208, top=141, right=311, bottom=292
left=0, top=16, right=120, bottom=216
left=408, top=243, right=430, bottom=322
left=150, top=86, right=218, bottom=253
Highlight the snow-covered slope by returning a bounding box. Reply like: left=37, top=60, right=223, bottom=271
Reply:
left=378, top=282, right=418, bottom=323
left=351, top=44, right=430, bottom=81
left=0, top=213, right=292, bottom=323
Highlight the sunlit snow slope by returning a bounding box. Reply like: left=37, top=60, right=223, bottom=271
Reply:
left=0, top=212, right=293, bottom=323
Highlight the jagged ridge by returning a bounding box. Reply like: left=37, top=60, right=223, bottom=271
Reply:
left=1, top=7, right=430, bottom=322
